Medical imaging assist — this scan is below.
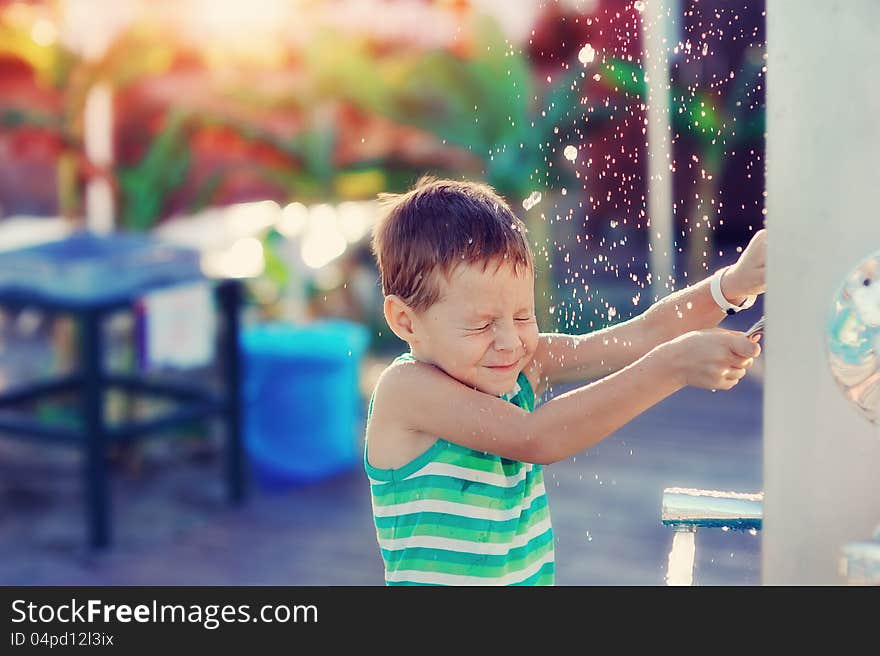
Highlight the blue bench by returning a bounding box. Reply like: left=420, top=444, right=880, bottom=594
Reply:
left=0, top=230, right=245, bottom=549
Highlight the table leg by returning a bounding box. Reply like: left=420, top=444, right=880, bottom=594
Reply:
left=81, top=308, right=110, bottom=549
left=217, top=279, right=245, bottom=504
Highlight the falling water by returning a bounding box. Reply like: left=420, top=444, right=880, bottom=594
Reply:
left=666, top=529, right=696, bottom=585
left=496, top=1, right=766, bottom=583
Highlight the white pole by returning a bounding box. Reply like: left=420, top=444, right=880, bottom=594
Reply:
left=640, top=0, right=678, bottom=300
left=764, top=0, right=880, bottom=584
left=84, top=82, right=114, bottom=234
left=60, top=0, right=133, bottom=233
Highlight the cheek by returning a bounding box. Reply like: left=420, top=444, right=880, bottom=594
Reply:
left=522, top=325, right=539, bottom=354
left=459, top=334, right=493, bottom=362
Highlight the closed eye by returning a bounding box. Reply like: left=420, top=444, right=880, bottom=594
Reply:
left=468, top=317, right=533, bottom=330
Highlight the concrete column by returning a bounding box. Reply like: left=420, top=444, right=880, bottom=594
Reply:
left=764, top=0, right=880, bottom=584
left=640, top=0, right=676, bottom=301
left=83, top=83, right=114, bottom=234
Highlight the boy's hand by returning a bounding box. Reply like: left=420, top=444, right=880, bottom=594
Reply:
left=664, top=328, right=761, bottom=390
left=722, top=228, right=767, bottom=300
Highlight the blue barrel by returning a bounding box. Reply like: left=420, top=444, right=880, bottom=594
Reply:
left=241, top=320, right=370, bottom=488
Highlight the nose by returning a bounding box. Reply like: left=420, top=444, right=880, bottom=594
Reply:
left=492, top=322, right=522, bottom=352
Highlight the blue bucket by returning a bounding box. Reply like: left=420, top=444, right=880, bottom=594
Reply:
left=241, top=320, right=370, bottom=488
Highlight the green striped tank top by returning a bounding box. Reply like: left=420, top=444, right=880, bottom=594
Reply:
left=364, top=352, right=555, bottom=585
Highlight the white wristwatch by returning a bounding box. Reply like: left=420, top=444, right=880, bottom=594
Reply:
left=711, top=266, right=757, bottom=315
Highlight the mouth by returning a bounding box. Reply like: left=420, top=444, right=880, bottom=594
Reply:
left=485, top=360, right=520, bottom=372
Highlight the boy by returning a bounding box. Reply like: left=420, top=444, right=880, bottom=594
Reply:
left=365, top=176, right=765, bottom=585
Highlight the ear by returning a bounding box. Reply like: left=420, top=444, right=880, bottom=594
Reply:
left=384, top=295, right=421, bottom=344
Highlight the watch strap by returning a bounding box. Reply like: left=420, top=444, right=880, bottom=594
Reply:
left=711, top=266, right=757, bottom=315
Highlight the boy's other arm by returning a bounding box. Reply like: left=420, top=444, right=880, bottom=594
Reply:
left=375, top=330, right=756, bottom=466
left=533, top=229, right=767, bottom=387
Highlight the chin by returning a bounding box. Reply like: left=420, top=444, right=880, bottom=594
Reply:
left=451, top=367, right=519, bottom=397
left=482, top=375, right=521, bottom=397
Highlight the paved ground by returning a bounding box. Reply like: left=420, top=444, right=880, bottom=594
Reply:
left=0, top=306, right=764, bottom=586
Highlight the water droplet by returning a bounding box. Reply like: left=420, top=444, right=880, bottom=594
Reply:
left=634, top=0, right=645, bottom=12
left=522, top=191, right=542, bottom=211
left=564, top=145, right=578, bottom=161
left=578, top=44, right=595, bottom=65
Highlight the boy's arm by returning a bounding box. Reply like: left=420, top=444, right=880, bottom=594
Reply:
left=532, top=228, right=767, bottom=388
left=529, top=275, right=731, bottom=388
left=376, top=329, right=758, bottom=465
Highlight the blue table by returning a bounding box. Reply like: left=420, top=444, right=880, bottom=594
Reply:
left=0, top=231, right=245, bottom=549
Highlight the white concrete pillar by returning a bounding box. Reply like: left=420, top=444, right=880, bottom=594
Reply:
left=764, top=0, right=880, bottom=584
left=83, top=82, right=114, bottom=234
left=60, top=0, right=134, bottom=233
left=640, top=0, right=678, bottom=301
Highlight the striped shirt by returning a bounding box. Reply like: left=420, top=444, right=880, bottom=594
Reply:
left=364, top=353, right=555, bottom=586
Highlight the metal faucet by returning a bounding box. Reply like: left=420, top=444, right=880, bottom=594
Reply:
left=661, top=487, right=763, bottom=585
left=662, top=487, right=763, bottom=530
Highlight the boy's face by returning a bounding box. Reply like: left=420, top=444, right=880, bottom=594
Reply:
left=410, top=260, right=539, bottom=396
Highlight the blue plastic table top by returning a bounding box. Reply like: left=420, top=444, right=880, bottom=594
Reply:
left=0, top=230, right=207, bottom=311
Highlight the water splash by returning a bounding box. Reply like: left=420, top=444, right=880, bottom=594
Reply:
left=522, top=191, right=542, bottom=211
left=666, top=530, right=696, bottom=585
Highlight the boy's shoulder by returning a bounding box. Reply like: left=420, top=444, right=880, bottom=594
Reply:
left=366, top=354, right=443, bottom=470
left=370, top=352, right=435, bottom=408
left=369, top=352, right=486, bottom=426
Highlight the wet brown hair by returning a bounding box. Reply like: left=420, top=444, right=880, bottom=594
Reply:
left=371, top=176, right=534, bottom=313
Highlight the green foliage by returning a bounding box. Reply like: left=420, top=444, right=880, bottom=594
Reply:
left=601, top=59, right=647, bottom=96
left=116, top=110, right=192, bottom=231
left=300, top=15, right=549, bottom=200
left=261, top=228, right=291, bottom=290
left=596, top=54, right=765, bottom=147
left=673, top=90, right=723, bottom=137
left=0, top=108, right=59, bottom=130
left=290, top=125, right=336, bottom=191
left=187, top=169, right=225, bottom=214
